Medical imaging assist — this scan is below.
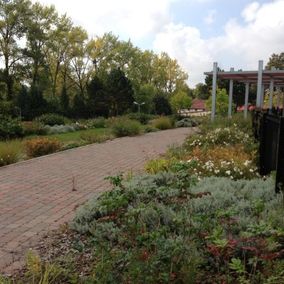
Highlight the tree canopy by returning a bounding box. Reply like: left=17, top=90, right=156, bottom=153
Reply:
left=0, top=0, right=190, bottom=119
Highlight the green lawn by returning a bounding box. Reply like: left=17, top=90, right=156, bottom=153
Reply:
left=0, top=127, right=112, bottom=162
left=40, top=127, right=112, bottom=143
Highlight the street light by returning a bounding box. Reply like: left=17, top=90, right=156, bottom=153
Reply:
left=134, top=101, right=145, bottom=114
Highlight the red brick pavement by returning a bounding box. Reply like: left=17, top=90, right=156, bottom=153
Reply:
left=0, top=128, right=195, bottom=273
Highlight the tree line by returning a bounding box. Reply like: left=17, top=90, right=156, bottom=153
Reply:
left=0, top=0, right=190, bottom=119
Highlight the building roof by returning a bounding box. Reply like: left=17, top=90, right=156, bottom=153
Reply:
left=204, top=70, right=284, bottom=86
left=191, top=99, right=206, bottom=110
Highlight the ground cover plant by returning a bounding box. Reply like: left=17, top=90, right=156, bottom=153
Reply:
left=5, top=173, right=284, bottom=283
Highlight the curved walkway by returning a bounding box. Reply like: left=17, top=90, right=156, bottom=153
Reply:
left=0, top=127, right=195, bottom=273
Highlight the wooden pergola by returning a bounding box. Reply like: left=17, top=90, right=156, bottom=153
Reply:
left=204, top=61, right=284, bottom=120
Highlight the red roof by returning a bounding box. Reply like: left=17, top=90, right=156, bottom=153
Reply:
left=190, top=99, right=206, bottom=110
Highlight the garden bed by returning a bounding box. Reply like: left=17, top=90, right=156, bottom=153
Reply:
left=3, top=114, right=283, bottom=284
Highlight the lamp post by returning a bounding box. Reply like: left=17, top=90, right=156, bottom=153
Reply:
left=134, top=101, right=145, bottom=114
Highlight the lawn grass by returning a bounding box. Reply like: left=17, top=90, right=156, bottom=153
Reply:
left=0, top=128, right=112, bottom=164
left=42, top=127, right=112, bottom=143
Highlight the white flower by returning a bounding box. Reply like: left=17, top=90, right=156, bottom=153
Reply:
left=225, top=170, right=231, bottom=175
left=244, top=160, right=250, bottom=167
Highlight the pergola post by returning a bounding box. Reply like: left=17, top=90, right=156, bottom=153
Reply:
left=260, top=84, right=265, bottom=108
left=256, top=60, right=263, bottom=108
left=269, top=79, right=274, bottom=113
left=277, top=87, right=281, bottom=108
left=211, top=62, right=218, bottom=121
left=228, top=67, right=234, bottom=118
left=244, top=82, right=249, bottom=119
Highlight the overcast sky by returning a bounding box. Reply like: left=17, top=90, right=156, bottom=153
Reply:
left=33, top=0, right=284, bottom=87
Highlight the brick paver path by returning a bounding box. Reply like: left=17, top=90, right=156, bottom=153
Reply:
left=0, top=128, right=195, bottom=273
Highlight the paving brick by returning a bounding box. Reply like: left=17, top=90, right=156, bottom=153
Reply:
left=0, top=128, right=195, bottom=273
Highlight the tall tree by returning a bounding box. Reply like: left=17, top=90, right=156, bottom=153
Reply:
left=266, top=53, right=284, bottom=70
left=87, top=75, right=108, bottom=117
left=105, top=68, right=134, bottom=116
left=0, top=0, right=31, bottom=99
left=68, top=26, right=93, bottom=96
left=24, top=2, right=58, bottom=90
left=45, top=14, right=73, bottom=98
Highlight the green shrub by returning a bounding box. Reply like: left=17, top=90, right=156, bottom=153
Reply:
left=175, top=117, right=198, bottom=128
left=22, top=121, right=47, bottom=136
left=200, top=112, right=252, bottom=135
left=127, top=113, right=156, bottom=125
left=43, top=124, right=81, bottom=135
left=61, top=141, right=82, bottom=151
left=80, top=133, right=112, bottom=144
left=0, top=143, right=20, bottom=166
left=0, top=115, right=23, bottom=139
left=111, top=118, right=142, bottom=137
left=143, top=125, right=159, bottom=133
left=35, top=113, right=68, bottom=126
left=145, top=158, right=175, bottom=174
left=86, top=117, right=106, bottom=128
left=152, top=116, right=173, bottom=130
left=24, top=137, right=61, bottom=157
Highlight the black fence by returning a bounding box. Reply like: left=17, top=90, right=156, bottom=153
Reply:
left=253, top=110, right=284, bottom=193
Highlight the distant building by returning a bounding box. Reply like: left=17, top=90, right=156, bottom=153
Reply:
left=190, top=99, right=206, bottom=112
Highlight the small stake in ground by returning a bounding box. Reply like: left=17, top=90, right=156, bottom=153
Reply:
left=72, top=175, right=77, bottom=191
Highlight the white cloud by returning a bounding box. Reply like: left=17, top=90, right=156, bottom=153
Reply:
left=33, top=0, right=176, bottom=40
left=242, top=2, right=260, bottom=22
left=33, top=0, right=284, bottom=87
left=204, top=9, right=216, bottom=25
left=154, top=0, right=284, bottom=86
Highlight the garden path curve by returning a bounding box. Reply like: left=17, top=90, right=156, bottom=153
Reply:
left=0, top=127, right=196, bottom=273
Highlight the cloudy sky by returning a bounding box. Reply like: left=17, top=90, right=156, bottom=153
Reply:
left=34, top=0, right=284, bottom=87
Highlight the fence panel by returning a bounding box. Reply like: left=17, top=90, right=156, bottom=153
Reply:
left=253, top=110, right=284, bottom=193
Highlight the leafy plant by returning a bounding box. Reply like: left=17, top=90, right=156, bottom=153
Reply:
left=35, top=113, right=68, bottom=126
left=86, top=117, right=106, bottom=128
left=127, top=113, right=156, bottom=125
left=0, top=115, right=23, bottom=139
left=24, top=137, right=61, bottom=157
left=175, top=117, right=198, bottom=128
left=80, top=133, right=112, bottom=144
left=0, top=143, right=20, bottom=166
left=111, top=118, right=142, bottom=137
left=151, top=116, right=173, bottom=130
left=22, top=121, right=47, bottom=136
